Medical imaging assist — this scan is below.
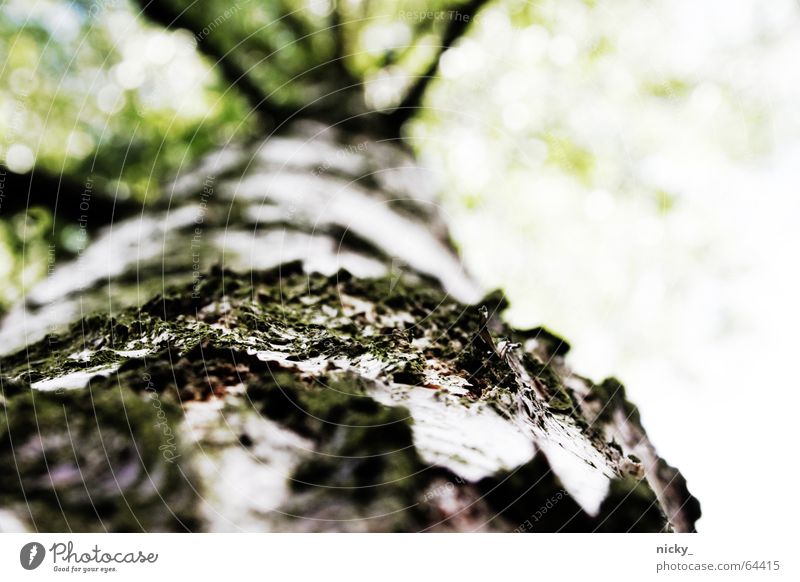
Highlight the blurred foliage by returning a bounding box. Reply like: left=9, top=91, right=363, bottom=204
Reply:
left=1, top=0, right=253, bottom=196
left=0, top=0, right=479, bottom=308
left=408, top=0, right=800, bottom=395
left=0, top=0, right=254, bottom=307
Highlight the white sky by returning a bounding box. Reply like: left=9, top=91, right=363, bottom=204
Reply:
left=417, top=0, right=800, bottom=533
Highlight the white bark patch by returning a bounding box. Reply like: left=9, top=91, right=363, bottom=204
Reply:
left=28, top=206, right=196, bottom=307
left=182, top=400, right=314, bottom=532
left=113, top=349, right=150, bottom=358
left=536, top=440, right=611, bottom=517
left=30, top=365, right=119, bottom=392
left=67, top=350, right=94, bottom=362
left=513, top=405, right=618, bottom=516
left=488, top=340, right=618, bottom=516
left=0, top=207, right=198, bottom=355
left=216, top=229, right=387, bottom=279
left=350, top=354, right=388, bottom=379
left=167, top=145, right=247, bottom=199
left=0, top=508, right=29, bottom=533
left=250, top=348, right=332, bottom=376
left=0, top=298, right=79, bottom=356
left=369, top=383, right=536, bottom=482
left=254, top=134, right=368, bottom=176
left=372, top=163, right=439, bottom=204
left=228, top=171, right=480, bottom=302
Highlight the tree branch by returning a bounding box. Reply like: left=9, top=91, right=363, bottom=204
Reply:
left=328, top=6, right=360, bottom=86
left=385, top=0, right=489, bottom=134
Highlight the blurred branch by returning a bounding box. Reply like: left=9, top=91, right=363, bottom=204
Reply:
left=328, top=7, right=359, bottom=85
left=0, top=166, right=142, bottom=231
left=276, top=1, right=313, bottom=46
left=132, top=0, right=487, bottom=137
left=385, top=0, right=489, bottom=134
left=271, top=1, right=359, bottom=88
left=133, top=0, right=299, bottom=127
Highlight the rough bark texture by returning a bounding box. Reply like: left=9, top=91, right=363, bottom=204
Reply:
left=0, top=120, right=700, bottom=532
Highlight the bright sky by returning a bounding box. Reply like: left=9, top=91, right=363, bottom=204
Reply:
left=416, top=0, right=800, bottom=533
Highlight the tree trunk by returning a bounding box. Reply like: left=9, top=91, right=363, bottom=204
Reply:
left=0, top=119, right=700, bottom=532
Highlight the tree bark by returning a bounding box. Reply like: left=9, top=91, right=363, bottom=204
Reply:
left=0, top=119, right=700, bottom=532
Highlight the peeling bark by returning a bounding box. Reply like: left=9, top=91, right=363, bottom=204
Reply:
left=0, top=122, right=700, bottom=532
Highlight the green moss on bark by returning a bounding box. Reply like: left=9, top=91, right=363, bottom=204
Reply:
left=0, top=380, right=198, bottom=532
left=0, top=265, right=690, bottom=532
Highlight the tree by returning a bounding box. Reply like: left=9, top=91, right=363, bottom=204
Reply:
left=0, top=0, right=700, bottom=532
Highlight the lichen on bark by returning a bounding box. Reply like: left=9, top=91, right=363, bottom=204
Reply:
left=1, top=262, right=699, bottom=531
